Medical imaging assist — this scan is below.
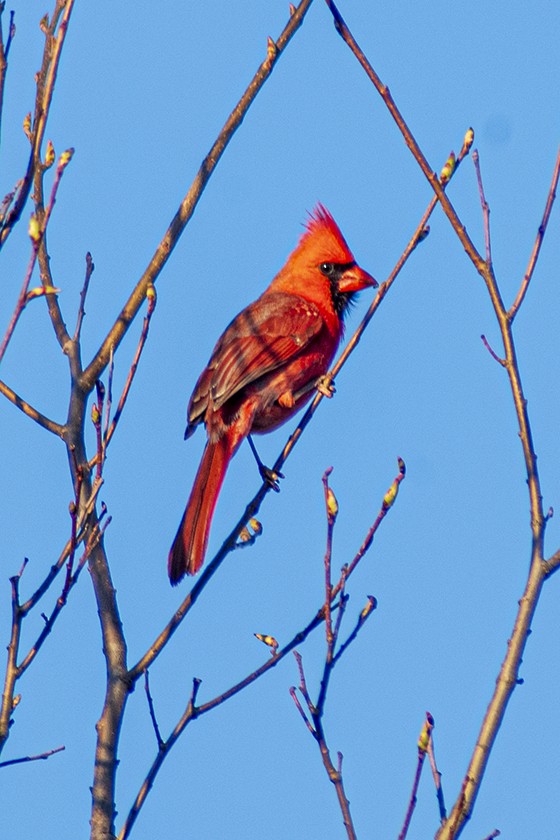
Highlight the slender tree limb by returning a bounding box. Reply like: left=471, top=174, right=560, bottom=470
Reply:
left=509, top=147, right=560, bottom=320
left=74, top=252, right=95, bottom=342
left=0, top=744, right=65, bottom=768
left=472, top=150, right=493, bottom=267
left=128, top=125, right=454, bottom=678
left=0, top=377, right=64, bottom=435
left=426, top=722, right=447, bottom=825
left=542, top=546, right=560, bottom=578
left=324, top=0, right=491, bottom=286
left=0, top=8, right=16, bottom=142
left=0, top=0, right=75, bottom=248
left=89, top=284, right=157, bottom=472
left=0, top=148, right=74, bottom=364
left=85, top=7, right=317, bottom=837
left=321, top=8, right=556, bottom=837
left=130, top=132, right=461, bottom=680
left=80, top=0, right=316, bottom=394
left=398, top=713, right=434, bottom=840
left=122, top=461, right=403, bottom=835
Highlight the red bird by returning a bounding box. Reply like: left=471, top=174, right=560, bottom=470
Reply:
left=168, top=205, right=376, bottom=584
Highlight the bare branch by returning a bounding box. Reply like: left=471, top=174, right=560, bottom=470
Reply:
left=398, top=713, right=434, bottom=840
left=0, top=0, right=75, bottom=248
left=80, top=0, right=316, bottom=394
left=509, top=146, right=560, bottom=320
left=0, top=744, right=65, bottom=769
left=73, top=252, right=95, bottom=342
left=472, top=150, right=493, bottom=267
left=0, top=377, right=64, bottom=435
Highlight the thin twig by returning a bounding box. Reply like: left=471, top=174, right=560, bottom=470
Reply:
left=398, top=713, right=434, bottom=840
left=0, top=148, right=73, bottom=364
left=480, top=334, right=506, bottom=366
left=0, top=377, right=64, bottom=435
left=80, top=0, right=315, bottom=394
left=0, top=0, right=75, bottom=248
left=0, top=744, right=65, bottom=768
left=94, top=284, right=157, bottom=465
left=472, top=150, right=493, bottom=267
left=144, top=672, right=163, bottom=749
left=73, top=252, right=95, bottom=341
left=509, top=147, right=560, bottom=320
left=321, top=8, right=554, bottom=838
left=427, top=728, right=447, bottom=824
left=122, top=460, right=404, bottom=834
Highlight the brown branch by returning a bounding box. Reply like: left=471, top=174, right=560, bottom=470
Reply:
left=144, top=671, right=163, bottom=749
left=509, top=146, right=560, bottom=320
left=89, top=283, right=157, bottom=471
left=89, top=7, right=316, bottom=838
left=122, top=461, right=403, bottom=835
left=80, top=0, right=316, bottom=394
left=0, top=571, right=24, bottom=755
left=0, top=377, right=64, bottom=435
left=0, top=744, right=65, bottom=769
left=426, top=721, right=447, bottom=825
left=398, top=713, right=434, bottom=840
left=472, top=150, right=492, bottom=267
left=543, top=546, right=560, bottom=578
left=73, top=252, right=95, bottom=342
left=321, top=8, right=555, bottom=837
left=0, top=8, right=16, bottom=142
left=20, top=476, right=104, bottom=614
left=324, top=1, right=490, bottom=284
left=17, top=515, right=110, bottom=678
left=0, top=148, right=74, bottom=364
left=0, top=0, right=75, bottom=248
left=480, top=334, right=506, bottom=367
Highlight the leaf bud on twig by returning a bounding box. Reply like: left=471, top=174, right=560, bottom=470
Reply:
left=326, top=486, right=339, bottom=523
left=44, top=139, right=55, bottom=169
left=28, top=214, right=41, bottom=243
left=266, top=36, right=278, bottom=62
left=58, top=147, right=75, bottom=171
left=254, top=633, right=279, bottom=654
left=25, top=285, right=60, bottom=303
left=417, top=711, right=434, bottom=752
left=439, top=152, right=456, bottom=185
left=23, top=112, right=32, bottom=142
left=359, top=595, right=377, bottom=623
left=461, top=127, right=475, bottom=157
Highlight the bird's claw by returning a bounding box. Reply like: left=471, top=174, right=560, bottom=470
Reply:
left=316, top=375, right=336, bottom=398
left=260, top=464, right=284, bottom=492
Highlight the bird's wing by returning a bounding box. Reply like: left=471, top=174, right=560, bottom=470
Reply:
left=188, top=293, right=325, bottom=422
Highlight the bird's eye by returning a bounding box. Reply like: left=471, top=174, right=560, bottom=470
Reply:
left=319, top=262, right=335, bottom=276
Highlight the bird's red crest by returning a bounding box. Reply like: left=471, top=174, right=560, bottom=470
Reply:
left=298, top=204, right=354, bottom=263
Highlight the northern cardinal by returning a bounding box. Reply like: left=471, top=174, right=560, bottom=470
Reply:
left=168, top=205, right=376, bottom=584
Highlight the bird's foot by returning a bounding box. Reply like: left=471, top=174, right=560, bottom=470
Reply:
left=316, top=374, right=336, bottom=398
left=259, top=463, right=284, bottom=492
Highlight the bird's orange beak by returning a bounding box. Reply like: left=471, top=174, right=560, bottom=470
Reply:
left=338, top=263, right=378, bottom=293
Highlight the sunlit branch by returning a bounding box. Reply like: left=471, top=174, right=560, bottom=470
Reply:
left=0, top=377, right=64, bottom=435
left=122, top=461, right=403, bottom=834
left=509, top=147, right=560, bottom=320
left=472, top=150, right=492, bottom=267
left=0, top=744, right=65, bottom=769
left=0, top=0, right=75, bottom=248
left=80, top=0, right=316, bottom=394
left=128, top=138, right=460, bottom=679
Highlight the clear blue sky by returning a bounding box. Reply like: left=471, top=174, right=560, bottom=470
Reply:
left=2, top=2, right=560, bottom=838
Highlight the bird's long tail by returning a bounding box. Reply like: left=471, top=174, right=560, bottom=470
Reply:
left=168, top=434, right=235, bottom=584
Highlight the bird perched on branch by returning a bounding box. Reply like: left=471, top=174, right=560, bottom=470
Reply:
left=168, top=205, right=376, bottom=584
